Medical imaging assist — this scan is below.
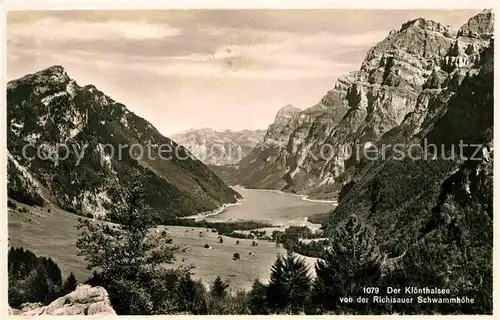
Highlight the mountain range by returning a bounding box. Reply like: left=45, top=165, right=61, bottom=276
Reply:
left=233, top=9, right=494, bottom=201
left=6, top=8, right=494, bottom=314
left=326, top=10, right=493, bottom=310
left=7, top=66, right=240, bottom=221
left=171, top=128, right=266, bottom=166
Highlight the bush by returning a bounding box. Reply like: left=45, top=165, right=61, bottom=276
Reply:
left=61, top=272, right=78, bottom=295
left=251, top=241, right=258, bottom=247
left=233, top=253, right=240, bottom=260
left=18, top=207, right=29, bottom=214
left=250, top=230, right=267, bottom=239
left=204, top=244, right=210, bottom=249
left=176, top=273, right=208, bottom=314
left=7, top=200, right=17, bottom=209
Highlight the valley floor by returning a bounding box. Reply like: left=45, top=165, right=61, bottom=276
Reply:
left=8, top=202, right=317, bottom=291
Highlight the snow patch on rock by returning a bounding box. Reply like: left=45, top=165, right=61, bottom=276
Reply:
left=41, top=91, right=67, bottom=106
left=74, top=189, right=112, bottom=218
left=11, top=121, right=24, bottom=135
left=25, top=132, right=41, bottom=144
left=7, top=152, right=46, bottom=200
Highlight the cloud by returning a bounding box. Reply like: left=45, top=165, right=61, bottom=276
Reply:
left=30, top=48, right=350, bottom=81
left=7, top=10, right=480, bottom=134
left=8, top=17, right=181, bottom=41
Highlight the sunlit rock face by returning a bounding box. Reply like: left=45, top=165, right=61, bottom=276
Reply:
left=237, top=10, right=494, bottom=199
left=18, top=285, right=116, bottom=316
left=327, top=19, right=493, bottom=313
left=171, top=128, right=266, bottom=166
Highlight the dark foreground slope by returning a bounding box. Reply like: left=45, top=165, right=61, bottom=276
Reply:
left=7, top=66, right=240, bottom=220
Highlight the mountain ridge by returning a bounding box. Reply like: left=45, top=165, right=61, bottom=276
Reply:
left=236, top=10, right=494, bottom=199
left=7, top=65, right=240, bottom=221
left=171, top=128, right=266, bottom=166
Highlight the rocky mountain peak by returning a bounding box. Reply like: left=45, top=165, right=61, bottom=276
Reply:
left=7, top=66, right=240, bottom=219
left=237, top=11, right=494, bottom=196
left=274, top=104, right=300, bottom=122
left=458, top=9, right=494, bottom=37
left=8, top=65, right=71, bottom=91
left=399, top=17, right=454, bottom=35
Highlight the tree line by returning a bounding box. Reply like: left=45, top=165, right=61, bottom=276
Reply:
left=8, top=179, right=491, bottom=314
left=8, top=247, right=78, bottom=308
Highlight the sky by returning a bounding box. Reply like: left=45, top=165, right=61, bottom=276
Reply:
left=7, top=10, right=480, bottom=136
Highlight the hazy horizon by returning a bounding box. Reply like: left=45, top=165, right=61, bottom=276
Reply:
left=7, top=9, right=480, bottom=136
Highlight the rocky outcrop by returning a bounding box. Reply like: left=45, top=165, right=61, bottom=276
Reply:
left=327, top=38, right=493, bottom=313
left=237, top=10, right=494, bottom=199
left=7, top=66, right=240, bottom=220
left=264, top=104, right=301, bottom=144
left=171, top=128, right=266, bottom=166
left=458, top=9, right=494, bottom=37
left=235, top=104, right=303, bottom=190
left=18, top=285, right=116, bottom=315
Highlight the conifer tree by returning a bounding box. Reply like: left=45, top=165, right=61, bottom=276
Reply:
left=210, top=276, right=229, bottom=299
left=267, top=252, right=312, bottom=314
left=61, top=272, right=78, bottom=295
left=311, top=215, right=381, bottom=313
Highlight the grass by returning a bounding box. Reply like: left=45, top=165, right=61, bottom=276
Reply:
left=8, top=201, right=317, bottom=291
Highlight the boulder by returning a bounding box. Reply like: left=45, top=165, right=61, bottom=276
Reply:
left=20, top=284, right=116, bottom=315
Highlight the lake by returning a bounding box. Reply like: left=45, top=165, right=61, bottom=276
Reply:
left=189, top=186, right=337, bottom=227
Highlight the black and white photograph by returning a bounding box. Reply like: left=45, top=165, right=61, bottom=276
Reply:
left=4, top=2, right=495, bottom=316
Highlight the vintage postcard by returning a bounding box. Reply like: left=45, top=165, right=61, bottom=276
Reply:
left=2, top=0, right=496, bottom=316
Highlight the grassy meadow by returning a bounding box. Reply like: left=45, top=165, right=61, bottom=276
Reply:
left=8, top=201, right=317, bottom=291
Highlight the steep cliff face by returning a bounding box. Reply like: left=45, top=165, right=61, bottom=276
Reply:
left=7, top=66, right=240, bottom=220
left=171, top=128, right=266, bottom=166
left=238, top=10, right=493, bottom=199
left=327, top=39, right=493, bottom=313
left=236, top=104, right=301, bottom=189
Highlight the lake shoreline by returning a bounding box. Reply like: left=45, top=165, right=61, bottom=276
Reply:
left=181, top=186, right=335, bottom=231
left=231, top=185, right=338, bottom=205
left=180, top=200, right=244, bottom=221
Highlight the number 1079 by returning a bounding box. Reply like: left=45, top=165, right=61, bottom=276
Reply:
left=363, top=287, right=379, bottom=294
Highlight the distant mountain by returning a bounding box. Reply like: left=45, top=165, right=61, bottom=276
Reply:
left=7, top=66, right=240, bottom=221
left=237, top=10, right=494, bottom=199
left=171, top=128, right=266, bottom=166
